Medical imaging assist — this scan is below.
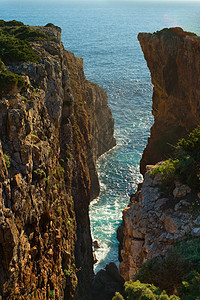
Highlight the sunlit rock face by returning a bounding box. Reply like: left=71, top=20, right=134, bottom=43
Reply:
left=118, top=166, right=198, bottom=281
left=118, top=28, right=200, bottom=281
left=138, top=28, right=200, bottom=174
left=0, top=23, right=115, bottom=299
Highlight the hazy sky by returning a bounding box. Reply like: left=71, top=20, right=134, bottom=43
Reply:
left=2, top=0, right=200, bottom=2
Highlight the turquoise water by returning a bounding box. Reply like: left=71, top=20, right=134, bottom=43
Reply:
left=1, top=1, right=200, bottom=272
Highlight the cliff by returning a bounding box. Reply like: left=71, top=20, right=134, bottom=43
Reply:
left=0, top=21, right=115, bottom=299
left=119, top=166, right=199, bottom=281
left=118, top=28, right=200, bottom=282
left=138, top=28, right=200, bottom=174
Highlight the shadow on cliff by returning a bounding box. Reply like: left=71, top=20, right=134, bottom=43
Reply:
left=89, top=226, right=126, bottom=300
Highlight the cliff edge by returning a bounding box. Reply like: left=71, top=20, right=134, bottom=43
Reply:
left=138, top=28, right=200, bottom=174
left=0, top=21, right=115, bottom=299
left=118, top=28, right=200, bottom=283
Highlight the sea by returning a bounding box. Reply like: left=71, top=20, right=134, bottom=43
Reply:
left=1, top=0, right=200, bottom=273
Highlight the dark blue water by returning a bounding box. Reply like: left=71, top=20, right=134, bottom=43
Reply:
left=1, top=1, right=200, bottom=272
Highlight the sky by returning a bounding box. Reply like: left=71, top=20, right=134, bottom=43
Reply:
left=16, top=0, right=200, bottom=1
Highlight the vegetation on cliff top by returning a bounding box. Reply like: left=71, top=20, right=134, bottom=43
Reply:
left=135, top=237, right=200, bottom=295
left=151, top=125, right=200, bottom=189
left=113, top=280, right=179, bottom=300
left=154, top=27, right=197, bottom=39
left=0, top=25, right=40, bottom=63
left=113, top=237, right=200, bottom=300
left=0, top=19, right=60, bottom=64
left=0, top=19, right=60, bottom=95
left=0, top=29, right=39, bottom=63
left=44, top=23, right=61, bottom=31
left=0, top=58, right=26, bottom=95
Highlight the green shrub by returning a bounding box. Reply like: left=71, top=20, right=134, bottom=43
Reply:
left=154, top=28, right=197, bottom=39
left=150, top=159, right=178, bottom=185
left=112, top=292, right=125, bottom=300
left=33, top=168, right=46, bottom=179
left=114, top=238, right=200, bottom=300
left=3, top=154, right=10, bottom=169
left=44, top=23, right=61, bottom=31
left=3, top=25, right=50, bottom=42
left=174, top=237, right=200, bottom=269
left=135, top=237, right=200, bottom=295
left=48, top=290, right=55, bottom=298
left=177, top=126, right=200, bottom=155
left=64, top=269, right=71, bottom=276
left=150, top=126, right=200, bottom=189
left=0, top=63, right=25, bottom=95
left=112, top=281, right=180, bottom=300
left=0, top=58, right=4, bottom=71
left=124, top=280, right=179, bottom=300
left=0, top=20, right=24, bottom=27
left=180, top=271, right=200, bottom=299
left=0, top=29, right=39, bottom=63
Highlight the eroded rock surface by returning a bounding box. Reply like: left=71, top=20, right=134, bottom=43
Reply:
left=138, top=28, right=200, bottom=174
left=118, top=166, right=199, bottom=281
left=0, top=24, right=115, bottom=299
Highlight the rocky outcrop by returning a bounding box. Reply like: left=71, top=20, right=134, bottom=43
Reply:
left=138, top=28, right=200, bottom=174
left=90, top=263, right=126, bottom=300
left=0, top=23, right=115, bottom=299
left=86, top=81, right=116, bottom=200
left=118, top=28, right=200, bottom=281
left=119, top=165, right=199, bottom=281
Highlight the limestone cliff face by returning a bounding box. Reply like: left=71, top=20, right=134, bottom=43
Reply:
left=138, top=28, right=200, bottom=174
left=0, top=24, right=115, bottom=299
left=119, top=166, right=199, bottom=281
left=86, top=81, right=116, bottom=200
left=118, top=27, right=200, bottom=281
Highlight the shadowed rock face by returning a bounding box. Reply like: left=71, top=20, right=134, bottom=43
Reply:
left=138, top=28, right=200, bottom=174
left=0, top=24, right=115, bottom=299
left=90, top=263, right=126, bottom=300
